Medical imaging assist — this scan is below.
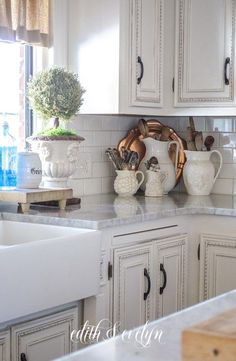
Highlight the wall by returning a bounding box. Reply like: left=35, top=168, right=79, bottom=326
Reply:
left=68, top=115, right=236, bottom=196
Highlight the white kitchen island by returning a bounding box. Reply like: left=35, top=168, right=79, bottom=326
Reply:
left=55, top=290, right=236, bottom=361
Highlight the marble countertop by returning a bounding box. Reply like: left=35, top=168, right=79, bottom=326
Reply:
left=0, top=192, right=236, bottom=229
left=55, top=290, right=236, bottom=361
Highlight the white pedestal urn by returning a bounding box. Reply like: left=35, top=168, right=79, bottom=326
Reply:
left=183, top=150, right=223, bottom=196
left=28, top=136, right=84, bottom=189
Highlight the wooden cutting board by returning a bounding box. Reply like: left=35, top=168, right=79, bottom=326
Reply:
left=182, top=307, right=236, bottom=361
left=0, top=188, right=73, bottom=212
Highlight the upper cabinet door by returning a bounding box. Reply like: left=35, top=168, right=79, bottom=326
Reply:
left=175, top=0, right=236, bottom=107
left=129, top=0, right=164, bottom=107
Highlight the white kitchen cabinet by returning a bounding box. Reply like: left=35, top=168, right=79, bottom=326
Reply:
left=11, top=308, right=78, bottom=361
left=175, top=0, right=236, bottom=107
left=67, top=0, right=236, bottom=115
left=155, top=235, right=187, bottom=318
left=129, top=0, right=163, bottom=108
left=67, top=0, right=165, bottom=114
left=113, top=243, right=153, bottom=332
left=112, top=231, right=187, bottom=332
left=199, top=234, right=236, bottom=301
left=0, top=331, right=10, bottom=361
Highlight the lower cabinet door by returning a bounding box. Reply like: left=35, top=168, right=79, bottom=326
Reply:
left=155, top=235, right=187, bottom=318
left=0, top=331, right=10, bottom=361
left=200, top=234, right=236, bottom=301
left=113, top=243, right=153, bottom=332
left=11, top=308, right=78, bottom=361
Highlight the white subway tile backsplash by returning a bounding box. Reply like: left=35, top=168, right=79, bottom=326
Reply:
left=110, top=131, right=127, bottom=147
left=102, top=177, right=114, bottom=193
left=69, top=115, right=236, bottom=196
left=212, top=178, right=233, bottom=195
left=206, top=117, right=235, bottom=132
left=220, top=133, right=236, bottom=148
left=84, top=178, right=102, bottom=195
left=213, top=148, right=233, bottom=164
left=218, top=164, right=236, bottom=179
left=233, top=180, right=236, bottom=195
left=118, top=116, right=139, bottom=131
left=93, top=131, right=112, bottom=147
left=92, top=162, right=111, bottom=178
left=67, top=179, right=84, bottom=196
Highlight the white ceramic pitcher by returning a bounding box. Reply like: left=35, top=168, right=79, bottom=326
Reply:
left=114, top=170, right=144, bottom=197
left=183, top=150, right=223, bottom=195
left=145, top=170, right=167, bottom=197
left=139, top=137, right=179, bottom=193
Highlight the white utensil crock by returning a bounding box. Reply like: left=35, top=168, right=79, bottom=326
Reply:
left=114, top=170, right=144, bottom=197
left=145, top=170, right=167, bottom=197
left=183, top=150, right=223, bottom=195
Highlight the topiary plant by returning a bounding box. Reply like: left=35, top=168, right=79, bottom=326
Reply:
left=28, top=67, right=85, bottom=139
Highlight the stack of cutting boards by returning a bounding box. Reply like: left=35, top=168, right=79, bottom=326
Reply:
left=182, top=307, right=236, bottom=361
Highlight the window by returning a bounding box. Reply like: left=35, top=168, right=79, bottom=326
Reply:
left=0, top=42, right=33, bottom=151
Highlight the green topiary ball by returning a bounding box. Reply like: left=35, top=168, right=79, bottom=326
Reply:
left=28, top=67, right=85, bottom=122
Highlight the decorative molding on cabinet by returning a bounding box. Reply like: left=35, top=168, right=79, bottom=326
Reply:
left=113, top=244, right=152, bottom=332
left=176, top=0, right=235, bottom=105
left=200, top=233, right=236, bottom=301
left=0, top=330, right=10, bottom=361
left=130, top=0, right=164, bottom=106
left=155, top=235, right=187, bottom=318
left=11, top=307, right=78, bottom=361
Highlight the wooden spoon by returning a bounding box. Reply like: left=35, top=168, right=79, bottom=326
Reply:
left=138, top=119, right=149, bottom=138
left=204, top=135, right=215, bottom=151
left=186, top=127, right=197, bottom=151
left=160, top=126, right=171, bottom=141
left=194, top=131, right=203, bottom=151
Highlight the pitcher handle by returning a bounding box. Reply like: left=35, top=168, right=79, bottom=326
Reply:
left=210, top=150, right=223, bottom=184
left=135, top=170, right=145, bottom=189
left=168, top=141, right=179, bottom=173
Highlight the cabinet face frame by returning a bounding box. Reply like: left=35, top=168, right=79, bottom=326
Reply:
left=199, top=233, right=236, bottom=301
left=174, top=0, right=236, bottom=107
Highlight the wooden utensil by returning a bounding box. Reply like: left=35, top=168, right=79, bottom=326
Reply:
left=189, top=116, right=198, bottom=139
left=138, top=118, right=149, bottom=138
left=186, top=127, right=197, bottom=151
left=204, top=135, right=215, bottom=151
left=160, top=126, right=171, bottom=141
left=194, top=132, right=203, bottom=151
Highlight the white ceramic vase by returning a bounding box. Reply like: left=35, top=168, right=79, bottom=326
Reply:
left=139, top=137, right=179, bottom=194
left=28, top=139, right=84, bottom=188
left=114, top=170, right=144, bottom=197
left=16, top=152, right=42, bottom=188
left=183, top=150, right=223, bottom=195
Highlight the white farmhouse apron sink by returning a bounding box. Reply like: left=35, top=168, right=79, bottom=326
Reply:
left=0, top=221, right=100, bottom=324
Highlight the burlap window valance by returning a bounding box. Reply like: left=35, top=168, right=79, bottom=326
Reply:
left=0, top=0, right=50, bottom=47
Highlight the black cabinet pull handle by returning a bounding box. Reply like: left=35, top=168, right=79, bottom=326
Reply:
left=144, top=268, right=151, bottom=300
left=21, top=353, right=27, bottom=361
left=160, top=263, right=167, bottom=295
left=224, top=57, right=230, bottom=85
left=137, top=56, right=144, bottom=84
